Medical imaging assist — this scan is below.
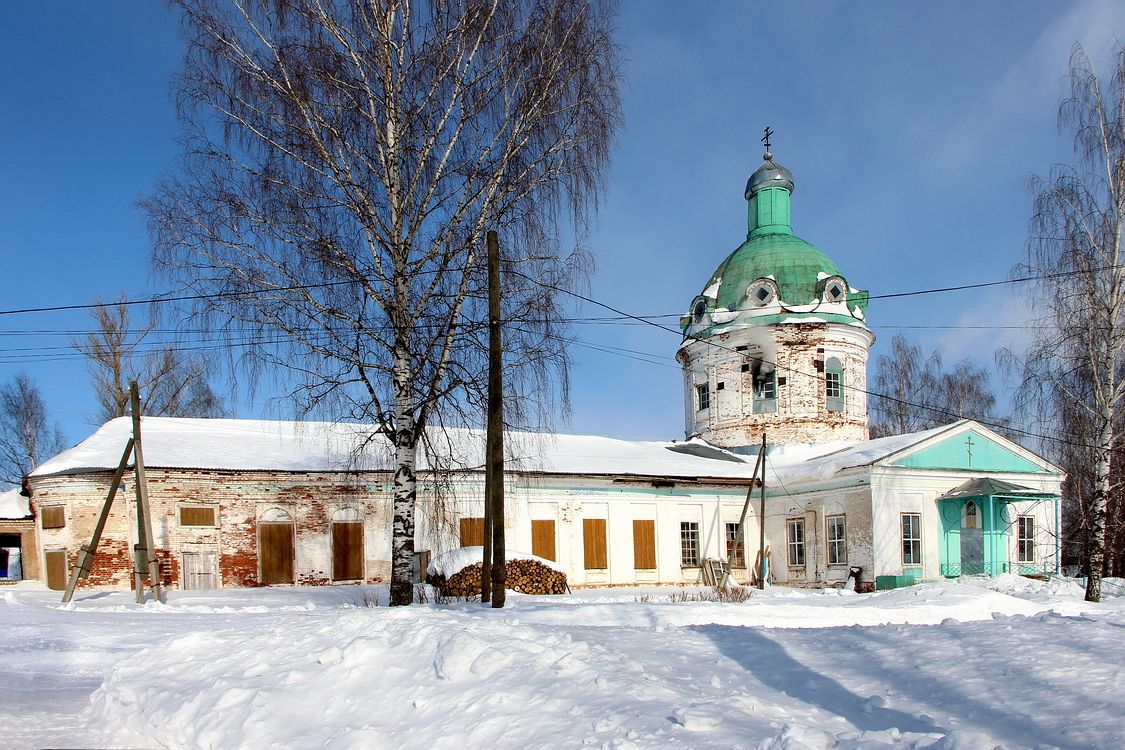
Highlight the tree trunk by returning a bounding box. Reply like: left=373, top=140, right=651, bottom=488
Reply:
left=1087, top=399, right=1113, bottom=602
left=389, top=349, right=417, bottom=607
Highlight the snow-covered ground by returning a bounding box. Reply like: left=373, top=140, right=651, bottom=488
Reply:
left=2, top=577, right=1123, bottom=749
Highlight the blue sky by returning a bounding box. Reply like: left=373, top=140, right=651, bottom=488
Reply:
left=1, top=1, right=1123, bottom=447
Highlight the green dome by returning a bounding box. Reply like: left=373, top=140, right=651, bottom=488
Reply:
left=681, top=150, right=869, bottom=337
left=708, top=232, right=841, bottom=311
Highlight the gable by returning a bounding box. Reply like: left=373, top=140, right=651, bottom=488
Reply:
left=887, top=429, right=1048, bottom=474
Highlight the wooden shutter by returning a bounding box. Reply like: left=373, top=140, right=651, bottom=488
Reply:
left=633, top=519, right=656, bottom=569
left=531, top=520, right=556, bottom=561
left=179, top=506, right=217, bottom=527
left=40, top=506, right=65, bottom=529
left=332, top=521, right=364, bottom=580
left=459, top=517, right=485, bottom=547
left=583, top=518, right=607, bottom=570
left=182, top=552, right=219, bottom=590
left=45, top=549, right=67, bottom=590
left=259, top=523, right=295, bottom=584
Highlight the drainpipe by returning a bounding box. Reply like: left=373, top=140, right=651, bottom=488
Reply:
left=1055, top=495, right=1061, bottom=576
left=988, top=495, right=996, bottom=576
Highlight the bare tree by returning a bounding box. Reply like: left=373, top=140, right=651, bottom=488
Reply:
left=144, top=0, right=621, bottom=605
left=0, top=373, right=66, bottom=487
left=870, top=334, right=1000, bottom=438
left=75, top=298, right=225, bottom=424
left=1006, top=43, right=1125, bottom=602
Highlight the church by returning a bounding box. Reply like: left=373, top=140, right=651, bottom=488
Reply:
left=21, top=147, right=1063, bottom=594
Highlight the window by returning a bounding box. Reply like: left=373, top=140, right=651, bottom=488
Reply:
left=40, top=506, right=65, bottom=529
left=583, top=518, right=607, bottom=569
left=825, top=357, right=844, bottom=413
left=787, top=518, right=805, bottom=567
left=753, top=371, right=778, bottom=414
left=531, top=519, right=556, bottom=562
left=696, top=383, right=710, bottom=411
left=902, top=513, right=922, bottom=565
left=1018, top=516, right=1035, bottom=563
left=824, top=278, right=847, bottom=303
left=459, top=517, right=485, bottom=547
left=749, top=280, right=776, bottom=307
left=633, top=519, right=656, bottom=569
left=826, top=515, right=846, bottom=566
left=680, top=521, right=700, bottom=566
left=725, top=522, right=745, bottom=568
left=962, top=501, right=979, bottom=529
left=179, top=506, right=217, bottom=527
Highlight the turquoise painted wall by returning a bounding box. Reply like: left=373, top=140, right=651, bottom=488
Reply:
left=891, top=430, right=1046, bottom=474
left=938, top=498, right=1009, bottom=576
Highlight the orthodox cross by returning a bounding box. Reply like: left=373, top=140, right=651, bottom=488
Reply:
left=762, top=126, right=774, bottom=153
left=964, top=435, right=975, bottom=467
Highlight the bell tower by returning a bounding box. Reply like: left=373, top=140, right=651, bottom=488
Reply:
left=677, top=139, right=874, bottom=448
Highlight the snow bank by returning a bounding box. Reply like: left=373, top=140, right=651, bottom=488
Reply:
left=427, top=547, right=564, bottom=577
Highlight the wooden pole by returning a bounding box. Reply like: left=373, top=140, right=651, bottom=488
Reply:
left=486, top=230, right=506, bottom=608
left=131, top=383, right=162, bottom=603
left=757, top=432, right=767, bottom=590
left=62, top=438, right=135, bottom=604
left=729, top=445, right=765, bottom=586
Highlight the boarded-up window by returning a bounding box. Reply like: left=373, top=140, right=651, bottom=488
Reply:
left=332, top=522, right=364, bottom=580
left=460, top=517, right=485, bottom=547
left=633, top=519, right=656, bottom=569
left=45, top=549, right=67, bottom=591
left=40, top=506, right=65, bottom=529
left=182, top=552, right=219, bottom=590
left=583, top=518, right=607, bottom=570
left=259, top=523, right=295, bottom=584
left=179, top=506, right=217, bottom=527
left=531, top=520, right=556, bottom=561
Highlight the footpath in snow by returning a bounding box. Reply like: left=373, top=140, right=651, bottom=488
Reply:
left=1, top=575, right=1123, bottom=749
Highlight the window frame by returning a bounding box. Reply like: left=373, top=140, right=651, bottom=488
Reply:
left=786, top=517, right=806, bottom=567
left=826, top=514, right=846, bottom=567
left=680, top=521, right=700, bottom=567
left=725, top=522, right=745, bottom=568
left=901, top=512, right=923, bottom=566
left=753, top=371, right=778, bottom=414
left=1017, top=515, right=1035, bottom=563
left=825, top=357, right=844, bottom=413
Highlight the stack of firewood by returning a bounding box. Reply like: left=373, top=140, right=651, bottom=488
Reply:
left=428, top=558, right=567, bottom=596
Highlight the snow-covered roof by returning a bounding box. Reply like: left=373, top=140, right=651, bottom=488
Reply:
left=0, top=488, right=31, bottom=519
left=28, top=416, right=1008, bottom=487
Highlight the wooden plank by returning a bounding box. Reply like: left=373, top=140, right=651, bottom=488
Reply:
left=583, top=518, right=607, bottom=570
left=260, top=522, right=294, bottom=584
left=182, top=552, right=218, bottom=590
left=45, top=549, right=67, bottom=591
left=633, top=519, right=656, bottom=569
left=531, top=519, right=556, bottom=561
left=332, top=522, right=364, bottom=580
left=459, top=517, right=484, bottom=547
left=179, top=506, right=216, bottom=527
left=40, top=506, right=65, bottom=529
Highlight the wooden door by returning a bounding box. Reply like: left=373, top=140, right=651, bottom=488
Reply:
left=182, top=552, right=219, bottom=590
left=45, top=549, right=67, bottom=591
left=531, top=520, right=556, bottom=561
left=332, top=522, right=364, bottom=581
left=259, top=523, right=295, bottom=584
left=633, top=519, right=656, bottom=569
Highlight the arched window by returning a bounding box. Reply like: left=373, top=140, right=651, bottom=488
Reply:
left=825, top=357, right=844, bottom=412
left=962, top=501, right=979, bottom=529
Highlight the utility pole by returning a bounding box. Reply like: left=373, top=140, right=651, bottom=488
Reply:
left=130, top=382, right=162, bottom=603
left=757, top=432, right=767, bottom=590
left=730, top=444, right=765, bottom=587
left=486, top=230, right=506, bottom=608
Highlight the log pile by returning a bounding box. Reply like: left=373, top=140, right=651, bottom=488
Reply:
left=428, top=558, right=567, bottom=596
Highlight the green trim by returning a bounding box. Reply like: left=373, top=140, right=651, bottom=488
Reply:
left=889, top=429, right=1048, bottom=473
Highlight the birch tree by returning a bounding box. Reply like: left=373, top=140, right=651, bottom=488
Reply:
left=1011, top=43, right=1125, bottom=602
left=144, top=0, right=620, bottom=605
left=75, top=299, right=225, bottom=424
left=0, top=374, right=66, bottom=487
